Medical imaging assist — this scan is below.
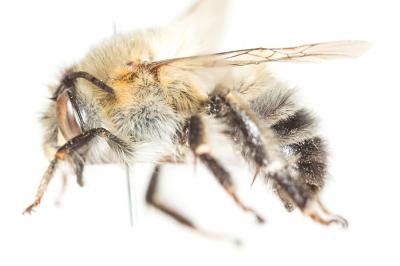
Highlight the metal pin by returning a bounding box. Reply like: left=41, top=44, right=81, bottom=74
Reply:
left=112, top=21, right=117, bottom=35
left=125, top=164, right=136, bottom=228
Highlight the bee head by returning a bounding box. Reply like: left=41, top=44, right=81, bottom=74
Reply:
left=41, top=70, right=116, bottom=159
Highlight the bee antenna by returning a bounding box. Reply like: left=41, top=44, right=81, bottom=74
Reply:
left=62, top=71, right=115, bottom=94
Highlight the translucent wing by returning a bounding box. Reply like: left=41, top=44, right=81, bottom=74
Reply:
left=149, top=40, right=370, bottom=70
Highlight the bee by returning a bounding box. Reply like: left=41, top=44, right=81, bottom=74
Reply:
left=24, top=0, right=369, bottom=234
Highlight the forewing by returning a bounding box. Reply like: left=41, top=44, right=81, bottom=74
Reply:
left=150, top=40, right=370, bottom=70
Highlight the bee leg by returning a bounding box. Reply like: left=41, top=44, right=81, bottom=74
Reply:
left=146, top=165, right=241, bottom=245
left=208, top=87, right=346, bottom=227
left=304, top=197, right=348, bottom=228
left=188, top=114, right=265, bottom=224
left=23, top=128, right=130, bottom=214
left=146, top=165, right=195, bottom=228
left=69, top=152, right=85, bottom=187
left=54, top=153, right=84, bottom=206
left=23, top=158, right=59, bottom=214
left=54, top=172, right=68, bottom=207
left=208, top=87, right=310, bottom=208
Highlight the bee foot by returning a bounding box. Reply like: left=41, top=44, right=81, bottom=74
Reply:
left=23, top=199, right=41, bottom=215
left=303, top=198, right=348, bottom=229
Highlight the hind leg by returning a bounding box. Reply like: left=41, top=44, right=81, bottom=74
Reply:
left=207, top=86, right=347, bottom=227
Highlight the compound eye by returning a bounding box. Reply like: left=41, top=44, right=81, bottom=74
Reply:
left=56, top=90, right=82, bottom=140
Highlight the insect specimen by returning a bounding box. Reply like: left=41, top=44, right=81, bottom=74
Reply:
left=24, top=0, right=369, bottom=233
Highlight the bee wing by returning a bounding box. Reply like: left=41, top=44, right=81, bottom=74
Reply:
left=165, top=0, right=230, bottom=55
left=150, top=40, right=370, bottom=69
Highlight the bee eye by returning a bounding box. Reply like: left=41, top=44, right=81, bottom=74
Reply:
left=56, top=90, right=82, bottom=140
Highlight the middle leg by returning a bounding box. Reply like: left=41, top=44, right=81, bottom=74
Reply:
left=145, top=165, right=241, bottom=244
left=188, top=114, right=265, bottom=224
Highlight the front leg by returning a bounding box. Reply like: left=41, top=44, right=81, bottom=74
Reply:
left=23, top=128, right=131, bottom=214
left=208, top=86, right=347, bottom=227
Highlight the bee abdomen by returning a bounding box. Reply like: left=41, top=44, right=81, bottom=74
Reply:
left=271, top=109, right=316, bottom=143
left=286, top=136, right=328, bottom=189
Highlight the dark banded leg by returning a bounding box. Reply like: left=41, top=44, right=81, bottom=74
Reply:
left=146, top=165, right=195, bottom=228
left=188, top=115, right=265, bottom=224
left=145, top=165, right=240, bottom=244
left=23, top=128, right=131, bottom=214
left=208, top=86, right=347, bottom=227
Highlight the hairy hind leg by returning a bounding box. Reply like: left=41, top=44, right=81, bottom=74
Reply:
left=207, top=86, right=347, bottom=227
left=272, top=111, right=348, bottom=226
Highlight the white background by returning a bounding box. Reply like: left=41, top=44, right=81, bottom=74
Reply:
left=0, top=0, right=399, bottom=265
